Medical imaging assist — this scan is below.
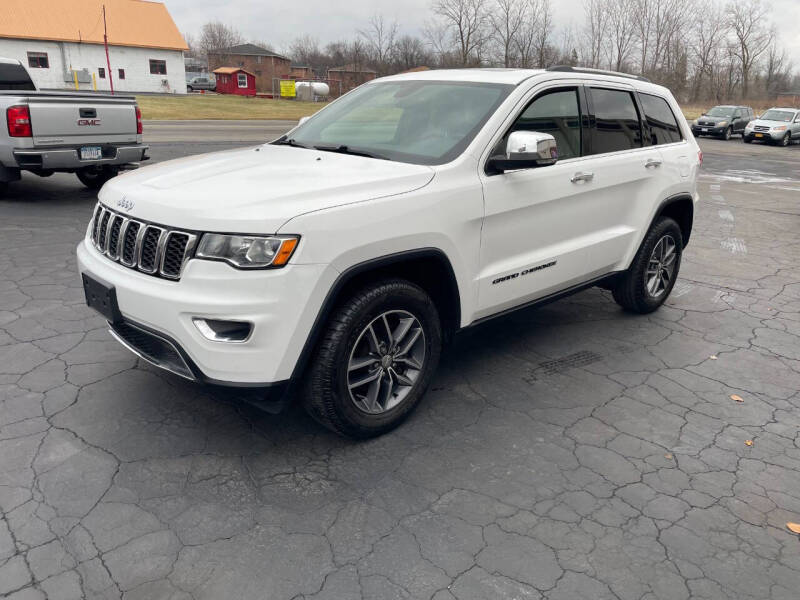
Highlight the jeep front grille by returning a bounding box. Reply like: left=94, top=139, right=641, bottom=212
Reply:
left=89, top=203, right=197, bottom=280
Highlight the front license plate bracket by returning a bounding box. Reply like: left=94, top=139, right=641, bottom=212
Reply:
left=82, top=274, right=123, bottom=323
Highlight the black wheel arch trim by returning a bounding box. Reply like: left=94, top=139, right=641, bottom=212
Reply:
left=651, top=192, right=694, bottom=247
left=289, top=247, right=461, bottom=383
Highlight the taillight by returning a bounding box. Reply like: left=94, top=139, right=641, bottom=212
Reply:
left=7, top=105, right=32, bottom=137
left=135, top=105, right=143, bottom=134
left=698, top=149, right=703, bottom=166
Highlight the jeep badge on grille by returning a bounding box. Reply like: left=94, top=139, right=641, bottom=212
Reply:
left=117, top=197, right=134, bottom=211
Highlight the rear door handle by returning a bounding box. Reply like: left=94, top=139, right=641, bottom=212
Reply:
left=570, top=172, right=594, bottom=183
left=645, top=158, right=662, bottom=168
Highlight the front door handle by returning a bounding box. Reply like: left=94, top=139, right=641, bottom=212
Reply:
left=645, top=158, right=662, bottom=168
left=570, top=171, right=594, bottom=183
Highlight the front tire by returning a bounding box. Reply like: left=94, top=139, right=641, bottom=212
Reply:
left=780, top=132, right=791, bottom=147
left=722, top=126, right=732, bottom=140
left=612, top=217, right=683, bottom=314
left=302, top=279, right=442, bottom=438
left=76, top=166, right=117, bottom=190
left=743, top=136, right=752, bottom=144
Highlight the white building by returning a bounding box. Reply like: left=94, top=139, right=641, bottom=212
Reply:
left=0, top=0, right=188, bottom=94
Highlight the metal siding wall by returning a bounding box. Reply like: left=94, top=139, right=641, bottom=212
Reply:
left=0, top=38, right=186, bottom=93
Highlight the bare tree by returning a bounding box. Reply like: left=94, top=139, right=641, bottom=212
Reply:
left=489, top=0, right=526, bottom=67
left=358, top=14, right=398, bottom=74
left=533, top=0, right=553, bottom=67
left=582, top=0, right=610, bottom=68
left=182, top=32, right=198, bottom=57
left=728, top=0, right=771, bottom=98
left=764, top=40, right=791, bottom=97
left=688, top=0, right=728, bottom=99
left=198, top=21, right=244, bottom=61
left=430, top=0, right=491, bottom=66
left=394, top=35, right=432, bottom=70
left=607, top=0, right=638, bottom=71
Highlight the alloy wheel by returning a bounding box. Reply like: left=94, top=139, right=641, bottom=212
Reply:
left=645, top=234, right=677, bottom=298
left=347, top=310, right=426, bottom=414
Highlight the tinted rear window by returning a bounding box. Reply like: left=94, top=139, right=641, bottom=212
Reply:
left=589, top=88, right=642, bottom=154
left=640, top=93, right=682, bottom=145
left=0, top=62, right=35, bottom=91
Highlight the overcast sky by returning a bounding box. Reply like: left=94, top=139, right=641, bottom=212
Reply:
left=166, top=0, right=800, bottom=68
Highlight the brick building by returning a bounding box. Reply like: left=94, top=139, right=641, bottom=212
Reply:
left=208, top=44, right=290, bottom=93
left=327, top=64, right=377, bottom=96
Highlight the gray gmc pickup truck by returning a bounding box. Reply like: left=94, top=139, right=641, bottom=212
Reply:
left=0, top=57, right=147, bottom=195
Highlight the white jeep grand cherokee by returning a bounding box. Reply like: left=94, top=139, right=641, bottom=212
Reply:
left=77, top=67, right=700, bottom=438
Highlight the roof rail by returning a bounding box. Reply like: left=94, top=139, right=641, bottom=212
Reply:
left=546, top=65, right=651, bottom=83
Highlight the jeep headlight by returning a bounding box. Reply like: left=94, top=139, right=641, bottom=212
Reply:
left=195, top=234, right=299, bottom=268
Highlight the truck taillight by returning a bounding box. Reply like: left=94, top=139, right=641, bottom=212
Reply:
left=135, top=105, right=143, bottom=134
left=7, top=105, right=32, bottom=137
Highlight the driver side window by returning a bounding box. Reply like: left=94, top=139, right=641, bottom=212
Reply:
left=496, top=88, right=582, bottom=160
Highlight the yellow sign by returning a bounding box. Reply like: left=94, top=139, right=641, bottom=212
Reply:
left=280, top=80, right=296, bottom=98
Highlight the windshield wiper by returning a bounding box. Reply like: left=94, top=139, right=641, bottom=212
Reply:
left=272, top=136, right=309, bottom=149
left=313, top=144, right=388, bottom=161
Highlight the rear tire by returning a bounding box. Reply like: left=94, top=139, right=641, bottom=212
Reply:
left=76, top=166, right=117, bottom=190
left=612, top=217, right=683, bottom=314
left=302, top=279, right=442, bottom=438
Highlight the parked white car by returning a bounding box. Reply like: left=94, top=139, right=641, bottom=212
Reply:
left=77, top=67, right=700, bottom=437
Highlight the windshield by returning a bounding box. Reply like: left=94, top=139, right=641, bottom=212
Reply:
left=280, top=80, right=513, bottom=165
left=706, top=107, right=734, bottom=117
left=760, top=110, right=794, bottom=122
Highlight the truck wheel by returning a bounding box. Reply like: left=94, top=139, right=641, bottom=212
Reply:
left=612, top=217, right=683, bottom=314
left=302, top=279, right=442, bottom=438
left=76, top=166, right=117, bottom=190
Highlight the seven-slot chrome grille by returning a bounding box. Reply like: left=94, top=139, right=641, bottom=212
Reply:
left=89, top=203, right=197, bottom=280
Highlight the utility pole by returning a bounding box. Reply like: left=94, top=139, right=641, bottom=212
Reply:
left=103, top=5, right=115, bottom=94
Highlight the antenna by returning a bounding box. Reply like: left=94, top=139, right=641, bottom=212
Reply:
left=103, top=5, right=115, bottom=94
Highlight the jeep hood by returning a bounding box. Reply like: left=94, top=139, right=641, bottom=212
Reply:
left=99, top=145, right=435, bottom=233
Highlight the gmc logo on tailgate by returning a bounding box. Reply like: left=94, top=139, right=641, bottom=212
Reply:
left=77, top=119, right=102, bottom=126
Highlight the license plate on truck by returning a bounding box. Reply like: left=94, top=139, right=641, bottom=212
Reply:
left=80, top=146, right=102, bottom=160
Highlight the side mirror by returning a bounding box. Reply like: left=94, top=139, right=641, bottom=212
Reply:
left=297, top=116, right=310, bottom=126
left=488, top=131, right=558, bottom=174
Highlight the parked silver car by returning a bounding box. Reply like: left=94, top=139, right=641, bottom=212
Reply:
left=743, top=107, right=800, bottom=146
left=186, top=76, right=215, bottom=92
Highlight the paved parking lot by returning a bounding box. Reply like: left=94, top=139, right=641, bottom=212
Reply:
left=1, top=128, right=800, bottom=600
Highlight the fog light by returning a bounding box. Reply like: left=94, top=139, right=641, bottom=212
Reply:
left=193, top=318, right=252, bottom=342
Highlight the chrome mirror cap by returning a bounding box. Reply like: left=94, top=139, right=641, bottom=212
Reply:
left=505, top=130, right=558, bottom=166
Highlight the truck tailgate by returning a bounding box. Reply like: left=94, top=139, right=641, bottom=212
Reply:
left=28, top=97, right=138, bottom=146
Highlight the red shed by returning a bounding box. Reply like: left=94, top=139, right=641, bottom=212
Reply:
left=213, top=67, right=256, bottom=96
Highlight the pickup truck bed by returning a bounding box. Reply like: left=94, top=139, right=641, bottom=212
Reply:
left=0, top=58, right=147, bottom=192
